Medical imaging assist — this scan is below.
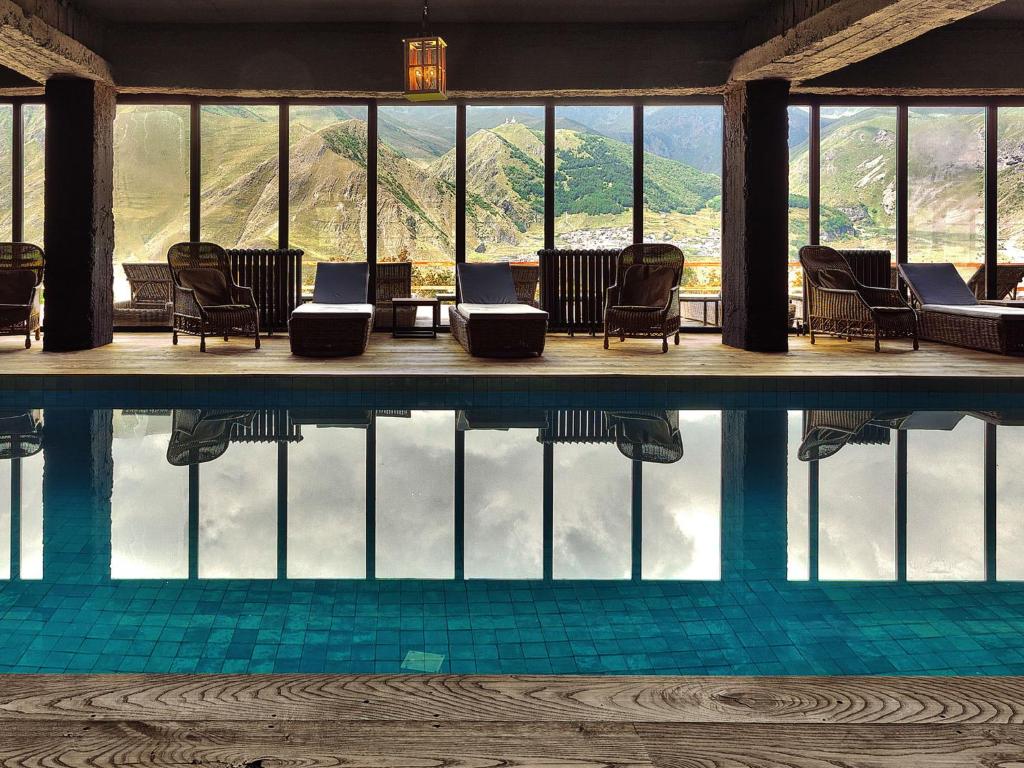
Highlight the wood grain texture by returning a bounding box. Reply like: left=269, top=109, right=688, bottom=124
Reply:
left=1, top=676, right=1024, bottom=726
left=0, top=331, right=1019, bottom=381
left=638, top=722, right=1024, bottom=768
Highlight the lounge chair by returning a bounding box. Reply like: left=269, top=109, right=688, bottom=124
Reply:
left=603, top=243, right=683, bottom=353
left=0, top=243, right=43, bottom=349
left=450, top=262, right=548, bottom=358
left=966, top=263, right=1024, bottom=302
left=899, top=262, right=1024, bottom=355
left=289, top=262, right=374, bottom=357
left=800, top=245, right=918, bottom=351
left=167, top=242, right=260, bottom=352
left=607, top=410, right=683, bottom=463
left=166, top=409, right=256, bottom=466
left=113, top=262, right=173, bottom=328
left=455, top=409, right=549, bottom=431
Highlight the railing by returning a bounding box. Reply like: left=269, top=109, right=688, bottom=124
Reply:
left=227, top=248, right=303, bottom=333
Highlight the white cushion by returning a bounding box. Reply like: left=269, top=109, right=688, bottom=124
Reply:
left=293, top=302, right=374, bottom=318
left=456, top=303, right=547, bottom=320
left=923, top=304, right=1024, bottom=319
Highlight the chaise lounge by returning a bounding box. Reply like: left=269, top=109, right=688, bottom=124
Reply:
left=289, top=262, right=374, bottom=357
left=899, top=262, right=1024, bottom=355
left=449, top=262, right=548, bottom=358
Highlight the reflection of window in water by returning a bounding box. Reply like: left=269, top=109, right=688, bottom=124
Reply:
left=786, top=411, right=810, bottom=581
left=111, top=410, right=188, bottom=579
left=907, top=414, right=984, bottom=581
left=642, top=411, right=721, bottom=580
left=287, top=423, right=366, bottom=579
left=376, top=411, right=454, bottom=579
left=199, top=441, right=278, bottom=579
left=553, top=441, right=631, bottom=580
left=464, top=426, right=542, bottom=579
left=998, top=425, right=1024, bottom=581
left=0, top=435, right=43, bottom=580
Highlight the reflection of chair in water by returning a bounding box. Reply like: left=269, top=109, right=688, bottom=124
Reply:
left=166, top=410, right=257, bottom=466
left=288, top=408, right=374, bottom=429
left=607, top=411, right=683, bottom=464
left=799, top=409, right=965, bottom=461
left=456, top=409, right=548, bottom=431
left=0, top=410, right=43, bottom=460
left=537, top=409, right=616, bottom=445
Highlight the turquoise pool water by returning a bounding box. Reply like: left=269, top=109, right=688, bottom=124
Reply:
left=1, top=398, right=1023, bottom=674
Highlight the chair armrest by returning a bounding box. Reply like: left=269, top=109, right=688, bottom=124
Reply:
left=230, top=283, right=258, bottom=309
left=173, top=285, right=201, bottom=317
left=664, top=283, right=681, bottom=314
left=859, top=285, right=910, bottom=309
left=605, top=284, right=621, bottom=310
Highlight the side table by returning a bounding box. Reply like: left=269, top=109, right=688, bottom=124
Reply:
left=392, top=296, right=441, bottom=338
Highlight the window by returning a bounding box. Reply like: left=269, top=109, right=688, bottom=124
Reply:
left=642, top=411, right=721, bottom=580
left=465, top=105, right=545, bottom=262
left=819, top=106, right=897, bottom=255
left=788, top=107, right=811, bottom=294
left=111, top=410, right=187, bottom=579
left=908, top=107, right=985, bottom=280
left=996, top=108, right=1024, bottom=296
left=554, top=105, right=632, bottom=250
left=289, top=105, right=369, bottom=290
left=643, top=106, right=722, bottom=294
left=464, top=424, right=542, bottom=579
left=287, top=422, right=366, bottom=579
left=200, top=105, right=279, bottom=248
left=377, top=106, right=456, bottom=296
left=786, top=410, right=810, bottom=581
left=0, top=414, right=43, bottom=580
left=997, top=425, right=1024, bottom=581
left=0, top=105, right=12, bottom=241
left=113, top=105, right=190, bottom=302
left=22, top=104, right=44, bottom=247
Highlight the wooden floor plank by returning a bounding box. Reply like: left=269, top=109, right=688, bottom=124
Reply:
left=0, top=720, right=652, bottom=768
left=637, top=722, right=1024, bottom=768
left=0, top=332, right=1020, bottom=380
left=2, top=676, right=1023, bottom=726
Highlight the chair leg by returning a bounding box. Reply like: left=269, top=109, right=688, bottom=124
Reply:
left=172, top=331, right=178, bottom=345
left=809, top=329, right=815, bottom=345
left=874, top=334, right=881, bottom=353
left=913, top=333, right=919, bottom=351
left=224, top=334, right=229, bottom=342
left=200, top=334, right=206, bottom=353
left=255, top=334, right=261, bottom=350
left=603, top=329, right=609, bottom=349
left=24, top=334, right=31, bottom=349
left=662, top=336, right=668, bottom=353
left=34, top=328, right=40, bottom=340
left=674, top=332, right=680, bottom=345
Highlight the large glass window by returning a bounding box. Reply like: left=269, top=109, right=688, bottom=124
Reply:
left=643, top=106, right=722, bottom=294
left=819, top=106, right=898, bottom=254
left=111, top=410, right=187, bottom=579
left=642, top=411, right=721, bottom=580
left=377, top=106, right=456, bottom=296
left=554, top=105, right=633, bottom=250
left=22, top=104, right=44, bottom=247
left=464, top=423, right=543, bottom=579
left=0, top=105, right=12, bottom=241
left=200, top=105, right=279, bottom=248
left=0, top=414, right=43, bottom=580
left=788, top=106, right=811, bottom=293
left=997, top=424, right=1024, bottom=581
left=113, top=105, right=190, bottom=302
left=289, top=105, right=369, bottom=291
left=996, top=108, right=1024, bottom=299
left=786, top=410, right=810, bottom=581
left=908, top=107, right=985, bottom=280
left=465, top=105, right=545, bottom=263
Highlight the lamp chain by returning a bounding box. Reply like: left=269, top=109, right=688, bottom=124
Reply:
left=421, top=0, right=429, bottom=33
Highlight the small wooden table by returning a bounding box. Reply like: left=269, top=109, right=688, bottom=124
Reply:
left=392, top=296, right=441, bottom=338
left=679, top=294, right=722, bottom=327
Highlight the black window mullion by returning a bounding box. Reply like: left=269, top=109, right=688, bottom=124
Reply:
left=633, top=104, right=643, bottom=243
left=367, top=101, right=378, bottom=304
left=455, top=103, right=466, bottom=265
left=544, top=102, right=555, bottom=250
left=896, top=104, right=909, bottom=267
left=279, top=100, right=289, bottom=250
left=808, top=104, right=820, bottom=246
left=12, top=101, right=23, bottom=243
left=190, top=101, right=201, bottom=242
left=986, top=105, right=998, bottom=300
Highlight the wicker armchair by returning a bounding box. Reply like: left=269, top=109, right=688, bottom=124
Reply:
left=608, top=410, right=683, bottom=464
left=0, top=243, right=43, bottom=349
left=166, top=409, right=257, bottom=466
left=167, top=242, right=260, bottom=352
left=800, top=245, right=918, bottom=351
left=510, top=263, right=540, bottom=308
left=603, top=243, right=683, bottom=353
left=374, top=261, right=414, bottom=330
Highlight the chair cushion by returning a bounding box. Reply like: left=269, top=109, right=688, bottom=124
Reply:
left=456, top=303, right=547, bottom=319
left=457, top=263, right=518, bottom=304
left=201, top=304, right=253, bottom=313
left=816, top=269, right=858, bottom=290
left=0, top=269, right=37, bottom=305
left=312, top=262, right=369, bottom=304
left=292, top=302, right=374, bottom=319
left=619, top=265, right=675, bottom=307
left=177, top=268, right=232, bottom=307
left=900, top=263, right=978, bottom=306
left=922, top=303, right=1024, bottom=319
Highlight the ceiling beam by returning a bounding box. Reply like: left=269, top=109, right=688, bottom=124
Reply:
left=0, top=0, right=111, bottom=83
left=731, top=0, right=1004, bottom=83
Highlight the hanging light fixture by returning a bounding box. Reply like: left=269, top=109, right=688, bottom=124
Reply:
left=403, top=0, right=447, bottom=101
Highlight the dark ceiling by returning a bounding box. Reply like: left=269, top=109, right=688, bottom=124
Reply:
left=971, top=0, right=1024, bottom=20
left=72, top=0, right=767, bottom=24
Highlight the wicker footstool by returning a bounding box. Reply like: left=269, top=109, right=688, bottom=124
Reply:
left=113, top=301, right=173, bottom=328
left=288, top=303, right=374, bottom=357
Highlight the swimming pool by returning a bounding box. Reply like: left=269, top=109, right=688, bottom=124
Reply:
left=1, top=395, right=1023, bottom=674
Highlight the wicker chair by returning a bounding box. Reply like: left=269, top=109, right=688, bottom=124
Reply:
left=966, top=263, right=1024, bottom=302
left=607, top=410, right=683, bottom=464
left=113, top=262, right=174, bottom=328
left=166, top=410, right=257, bottom=466
left=0, top=243, right=43, bottom=349
left=510, top=263, right=540, bottom=308
left=603, top=243, right=683, bottom=353
left=374, top=261, right=414, bottom=330
left=800, top=245, right=918, bottom=351
left=0, top=409, right=43, bottom=460
left=167, top=242, right=260, bottom=352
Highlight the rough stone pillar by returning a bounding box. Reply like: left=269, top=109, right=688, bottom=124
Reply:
left=721, top=409, right=788, bottom=583
left=722, top=79, right=790, bottom=352
left=42, top=409, right=113, bottom=582
left=43, top=78, right=115, bottom=351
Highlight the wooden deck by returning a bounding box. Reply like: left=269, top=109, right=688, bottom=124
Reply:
left=0, top=330, right=1020, bottom=380
left=0, top=674, right=1021, bottom=766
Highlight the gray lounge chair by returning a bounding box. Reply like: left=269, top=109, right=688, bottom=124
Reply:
left=289, top=262, right=374, bottom=357
left=450, top=263, right=548, bottom=358
left=899, top=263, right=1024, bottom=355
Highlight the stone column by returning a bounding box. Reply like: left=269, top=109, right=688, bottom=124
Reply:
left=722, top=79, right=790, bottom=352
left=42, top=78, right=115, bottom=351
